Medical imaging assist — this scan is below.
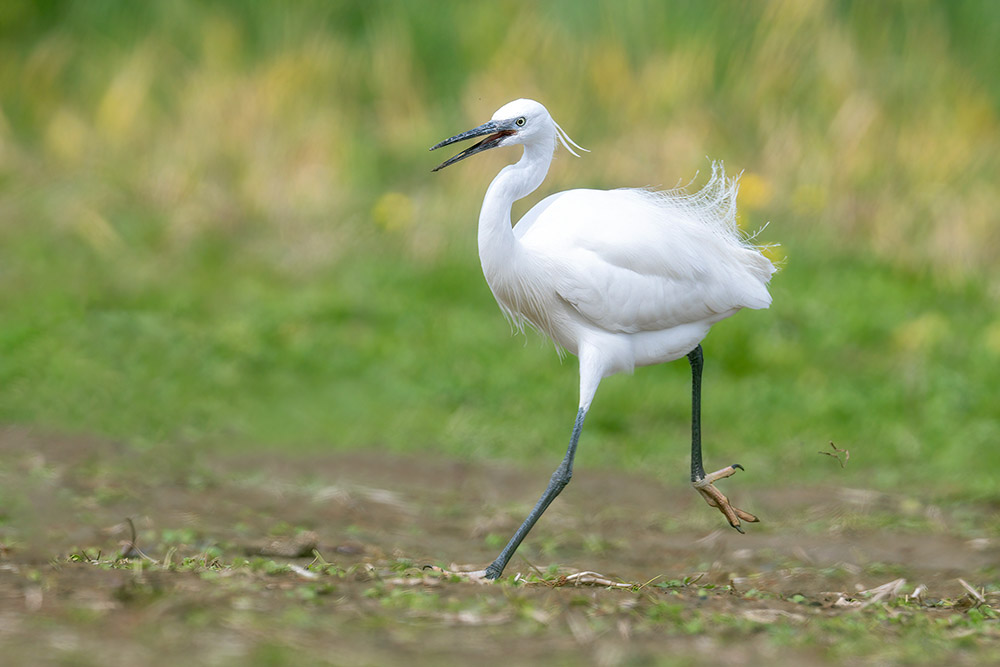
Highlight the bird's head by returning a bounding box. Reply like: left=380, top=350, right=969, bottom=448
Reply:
left=430, top=98, right=586, bottom=172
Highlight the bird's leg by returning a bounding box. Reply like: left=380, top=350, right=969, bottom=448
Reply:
left=687, top=345, right=758, bottom=532
left=481, top=407, right=587, bottom=580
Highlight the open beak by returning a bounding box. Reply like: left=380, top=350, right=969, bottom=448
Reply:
left=430, top=119, right=518, bottom=172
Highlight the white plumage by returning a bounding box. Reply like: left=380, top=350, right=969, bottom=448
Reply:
left=431, top=98, right=775, bottom=580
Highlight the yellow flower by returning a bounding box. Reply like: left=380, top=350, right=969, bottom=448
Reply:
left=739, top=172, right=773, bottom=210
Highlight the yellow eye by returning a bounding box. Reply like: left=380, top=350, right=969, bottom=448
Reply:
left=516, top=117, right=526, bottom=127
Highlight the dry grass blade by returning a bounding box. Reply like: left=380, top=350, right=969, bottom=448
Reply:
left=829, top=578, right=910, bottom=609
left=832, top=596, right=862, bottom=608
left=957, top=578, right=986, bottom=610
left=635, top=574, right=664, bottom=591
left=556, top=571, right=636, bottom=589
left=907, top=584, right=928, bottom=603
left=860, top=578, right=907, bottom=607
left=422, top=564, right=492, bottom=584
left=287, top=563, right=319, bottom=580
left=818, top=442, right=850, bottom=468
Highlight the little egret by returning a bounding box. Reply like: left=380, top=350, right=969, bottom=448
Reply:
left=430, top=99, right=775, bottom=580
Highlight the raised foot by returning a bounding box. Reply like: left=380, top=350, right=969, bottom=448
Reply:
left=692, top=463, right=759, bottom=533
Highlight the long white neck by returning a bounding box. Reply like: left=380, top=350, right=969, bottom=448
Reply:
left=477, top=141, right=553, bottom=281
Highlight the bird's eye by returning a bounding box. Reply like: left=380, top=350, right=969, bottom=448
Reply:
left=515, top=117, right=526, bottom=127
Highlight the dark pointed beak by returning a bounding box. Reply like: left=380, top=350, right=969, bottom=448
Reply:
left=430, top=119, right=518, bottom=172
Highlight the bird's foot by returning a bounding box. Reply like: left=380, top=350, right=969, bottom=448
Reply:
left=692, top=464, right=759, bottom=534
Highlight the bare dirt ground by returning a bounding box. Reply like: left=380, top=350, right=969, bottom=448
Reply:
left=1, top=427, right=998, bottom=666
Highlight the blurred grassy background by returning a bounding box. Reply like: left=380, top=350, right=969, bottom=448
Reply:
left=1, top=0, right=998, bottom=496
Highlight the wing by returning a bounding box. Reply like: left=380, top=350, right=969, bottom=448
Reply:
left=516, top=184, right=774, bottom=334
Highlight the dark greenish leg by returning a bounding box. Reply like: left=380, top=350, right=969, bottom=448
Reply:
left=483, top=407, right=587, bottom=580
left=687, top=345, right=759, bottom=533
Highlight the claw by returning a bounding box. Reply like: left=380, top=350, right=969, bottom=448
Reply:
left=693, top=464, right=759, bottom=531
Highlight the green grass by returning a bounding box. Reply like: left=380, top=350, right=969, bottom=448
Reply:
left=4, top=232, right=999, bottom=498
left=6, top=7, right=1000, bottom=663
left=2, top=1, right=1000, bottom=492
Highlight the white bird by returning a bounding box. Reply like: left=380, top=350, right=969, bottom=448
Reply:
left=430, top=99, right=775, bottom=580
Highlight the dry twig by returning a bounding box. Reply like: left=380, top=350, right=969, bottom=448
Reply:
left=819, top=441, right=850, bottom=468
